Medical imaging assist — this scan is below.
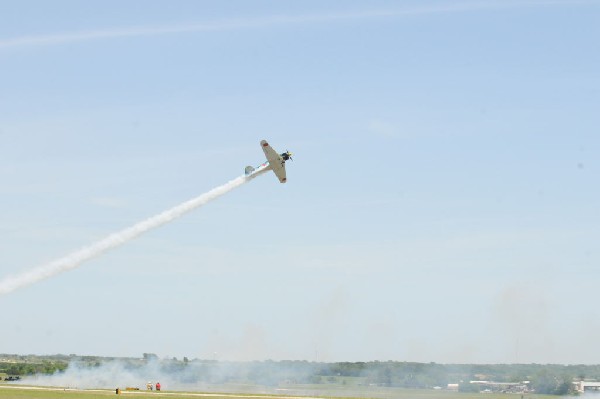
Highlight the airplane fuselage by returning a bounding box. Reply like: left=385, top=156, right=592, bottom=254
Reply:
left=244, top=140, right=291, bottom=183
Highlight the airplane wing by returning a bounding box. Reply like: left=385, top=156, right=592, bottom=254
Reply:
left=261, top=140, right=287, bottom=183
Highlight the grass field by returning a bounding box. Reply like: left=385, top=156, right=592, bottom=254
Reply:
left=0, top=384, right=558, bottom=399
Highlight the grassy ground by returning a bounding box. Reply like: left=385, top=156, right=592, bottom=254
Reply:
left=0, top=384, right=557, bottom=399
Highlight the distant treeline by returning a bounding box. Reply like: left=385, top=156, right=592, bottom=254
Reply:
left=0, top=358, right=67, bottom=376
left=2, top=353, right=599, bottom=395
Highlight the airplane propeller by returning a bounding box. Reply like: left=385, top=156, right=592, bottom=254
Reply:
left=287, top=150, right=293, bottom=161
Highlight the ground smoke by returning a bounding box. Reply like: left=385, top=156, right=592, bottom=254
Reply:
left=21, top=358, right=318, bottom=392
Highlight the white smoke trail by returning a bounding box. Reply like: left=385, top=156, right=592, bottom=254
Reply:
left=0, top=168, right=267, bottom=296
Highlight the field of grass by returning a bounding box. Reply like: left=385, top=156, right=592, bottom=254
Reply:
left=0, top=384, right=558, bottom=399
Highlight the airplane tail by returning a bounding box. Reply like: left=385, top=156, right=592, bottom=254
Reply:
left=244, top=166, right=255, bottom=175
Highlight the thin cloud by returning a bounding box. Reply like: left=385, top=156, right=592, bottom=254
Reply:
left=0, top=0, right=596, bottom=50
left=367, top=119, right=404, bottom=139
left=90, top=197, right=127, bottom=209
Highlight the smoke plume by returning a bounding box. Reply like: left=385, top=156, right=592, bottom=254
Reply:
left=0, top=168, right=267, bottom=296
left=20, top=358, right=318, bottom=392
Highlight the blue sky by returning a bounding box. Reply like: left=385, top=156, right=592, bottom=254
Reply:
left=1, top=0, right=599, bottom=363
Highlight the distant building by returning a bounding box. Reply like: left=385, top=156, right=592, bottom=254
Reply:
left=574, top=380, right=600, bottom=393
left=468, top=380, right=530, bottom=393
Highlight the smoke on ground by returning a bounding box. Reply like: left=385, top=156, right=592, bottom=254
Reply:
left=0, top=168, right=267, bottom=296
left=20, top=357, right=321, bottom=392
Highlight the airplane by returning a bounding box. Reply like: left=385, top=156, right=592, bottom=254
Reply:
left=245, top=140, right=292, bottom=183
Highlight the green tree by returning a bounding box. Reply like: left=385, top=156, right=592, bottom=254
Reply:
left=532, top=370, right=575, bottom=395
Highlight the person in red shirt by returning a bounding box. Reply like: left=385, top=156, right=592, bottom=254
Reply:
left=156, top=382, right=161, bottom=391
